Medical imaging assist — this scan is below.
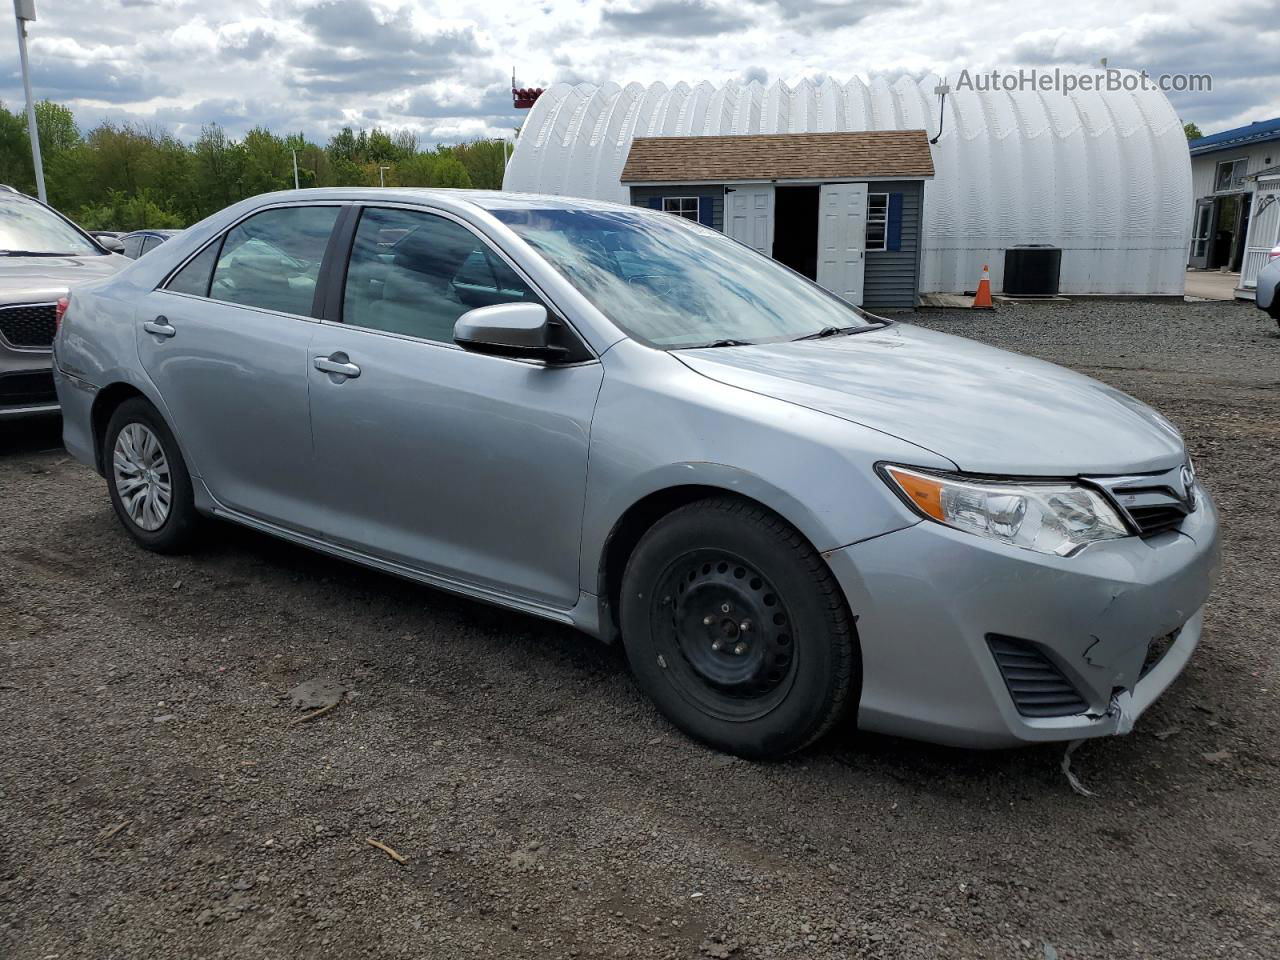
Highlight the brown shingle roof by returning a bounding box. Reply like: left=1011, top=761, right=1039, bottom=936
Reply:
left=621, top=130, right=935, bottom=183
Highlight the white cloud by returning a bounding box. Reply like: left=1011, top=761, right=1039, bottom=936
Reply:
left=0, top=0, right=1272, bottom=144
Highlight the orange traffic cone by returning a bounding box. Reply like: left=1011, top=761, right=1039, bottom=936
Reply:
left=972, top=264, right=994, bottom=309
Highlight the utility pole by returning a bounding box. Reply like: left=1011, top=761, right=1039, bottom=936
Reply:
left=13, top=0, right=45, bottom=203
left=292, top=149, right=300, bottom=189
left=378, top=165, right=389, bottom=187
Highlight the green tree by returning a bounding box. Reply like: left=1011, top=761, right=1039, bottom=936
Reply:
left=1184, top=121, right=1203, bottom=140
left=431, top=154, right=472, bottom=188
left=0, top=102, right=34, bottom=193
left=241, top=127, right=293, bottom=196
left=453, top=139, right=508, bottom=190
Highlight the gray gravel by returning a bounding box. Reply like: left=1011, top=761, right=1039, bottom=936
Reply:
left=2, top=298, right=1278, bottom=959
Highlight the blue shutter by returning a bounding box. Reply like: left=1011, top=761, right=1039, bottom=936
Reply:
left=886, top=192, right=904, bottom=251
left=697, top=196, right=714, bottom=227
left=648, top=197, right=662, bottom=210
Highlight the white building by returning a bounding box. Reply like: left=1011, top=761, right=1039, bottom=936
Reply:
left=504, top=75, right=1193, bottom=304
left=1186, top=117, right=1280, bottom=298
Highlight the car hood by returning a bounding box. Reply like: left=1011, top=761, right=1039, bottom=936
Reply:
left=675, top=323, right=1185, bottom=475
left=0, top=254, right=127, bottom=302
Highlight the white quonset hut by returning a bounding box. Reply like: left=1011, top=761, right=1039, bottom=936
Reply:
left=503, top=76, right=1193, bottom=305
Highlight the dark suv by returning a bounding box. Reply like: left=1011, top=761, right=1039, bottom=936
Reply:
left=0, top=186, right=127, bottom=418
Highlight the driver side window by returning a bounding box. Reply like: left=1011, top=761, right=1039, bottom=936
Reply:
left=209, top=206, right=339, bottom=316
left=341, top=207, right=538, bottom=344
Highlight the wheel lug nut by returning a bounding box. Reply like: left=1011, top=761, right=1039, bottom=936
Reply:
left=733, top=642, right=748, bottom=656
left=703, top=615, right=715, bottom=626
left=711, top=640, right=723, bottom=652
left=739, top=620, right=752, bottom=632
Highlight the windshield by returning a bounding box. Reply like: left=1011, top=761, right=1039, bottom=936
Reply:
left=492, top=206, right=877, bottom=348
left=0, top=198, right=101, bottom=256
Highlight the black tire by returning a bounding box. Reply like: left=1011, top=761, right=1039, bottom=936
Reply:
left=620, top=496, right=857, bottom=759
left=103, top=397, right=200, bottom=554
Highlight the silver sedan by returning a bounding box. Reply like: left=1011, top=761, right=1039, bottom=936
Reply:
left=52, top=189, right=1220, bottom=758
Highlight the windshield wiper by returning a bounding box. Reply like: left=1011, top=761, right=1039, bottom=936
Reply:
left=700, top=338, right=754, bottom=348
left=794, top=325, right=861, bottom=341
left=0, top=250, right=79, bottom=257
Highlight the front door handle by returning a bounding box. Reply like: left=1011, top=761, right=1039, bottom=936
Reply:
left=143, top=317, right=176, bottom=338
left=314, top=355, right=361, bottom=379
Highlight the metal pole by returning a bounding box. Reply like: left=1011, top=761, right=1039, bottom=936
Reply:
left=13, top=6, right=45, bottom=203
left=292, top=149, right=300, bottom=189
left=379, top=165, right=389, bottom=187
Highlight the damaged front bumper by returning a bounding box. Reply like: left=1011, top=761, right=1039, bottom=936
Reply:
left=827, top=484, right=1221, bottom=749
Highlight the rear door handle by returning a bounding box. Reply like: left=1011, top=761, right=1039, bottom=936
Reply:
left=314, top=356, right=361, bottom=379
left=143, top=317, right=176, bottom=338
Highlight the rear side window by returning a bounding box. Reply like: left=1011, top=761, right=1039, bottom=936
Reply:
left=209, top=206, right=339, bottom=316
left=123, top=236, right=143, bottom=259
left=342, top=207, right=538, bottom=344
left=166, top=243, right=220, bottom=297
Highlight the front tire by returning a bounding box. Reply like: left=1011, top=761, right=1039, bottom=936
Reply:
left=620, top=497, right=857, bottom=759
left=104, top=398, right=199, bottom=553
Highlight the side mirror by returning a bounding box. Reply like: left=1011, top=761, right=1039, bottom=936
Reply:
left=1257, top=258, right=1280, bottom=321
left=98, top=236, right=125, bottom=254
left=454, top=302, right=569, bottom=362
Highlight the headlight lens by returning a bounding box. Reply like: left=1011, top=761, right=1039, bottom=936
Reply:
left=882, top=465, right=1129, bottom=556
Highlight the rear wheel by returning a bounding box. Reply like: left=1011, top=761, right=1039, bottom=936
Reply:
left=104, top=398, right=199, bottom=553
left=620, top=496, right=857, bottom=759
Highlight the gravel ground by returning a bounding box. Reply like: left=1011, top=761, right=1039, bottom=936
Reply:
left=2, top=299, right=1278, bottom=960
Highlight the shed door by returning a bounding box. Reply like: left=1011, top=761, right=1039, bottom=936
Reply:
left=1188, top=198, right=1212, bottom=269
left=724, top=185, right=775, bottom=256
left=816, top=183, right=867, bottom=306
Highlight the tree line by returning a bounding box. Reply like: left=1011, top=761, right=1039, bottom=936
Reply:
left=0, top=100, right=510, bottom=231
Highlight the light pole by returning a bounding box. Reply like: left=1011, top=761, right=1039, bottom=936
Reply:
left=13, top=0, right=45, bottom=203
left=378, top=165, right=390, bottom=187
left=292, top=149, right=300, bottom=189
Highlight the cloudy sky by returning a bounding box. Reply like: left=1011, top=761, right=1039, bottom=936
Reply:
left=0, top=0, right=1276, bottom=145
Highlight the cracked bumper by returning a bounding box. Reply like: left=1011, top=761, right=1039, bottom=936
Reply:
left=826, top=485, right=1221, bottom=748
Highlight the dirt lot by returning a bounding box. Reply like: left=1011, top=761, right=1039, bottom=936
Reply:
left=2, top=299, right=1278, bottom=959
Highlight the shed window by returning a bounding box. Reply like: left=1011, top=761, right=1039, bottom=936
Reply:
left=662, top=197, right=699, bottom=221
left=866, top=193, right=888, bottom=250
left=1214, top=158, right=1248, bottom=193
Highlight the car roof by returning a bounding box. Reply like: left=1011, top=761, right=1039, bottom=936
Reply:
left=122, top=229, right=180, bottom=238
left=235, top=187, right=644, bottom=217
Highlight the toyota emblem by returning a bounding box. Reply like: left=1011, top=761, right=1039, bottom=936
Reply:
left=1180, top=461, right=1197, bottom=509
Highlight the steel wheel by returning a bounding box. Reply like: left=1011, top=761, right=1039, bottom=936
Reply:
left=651, top=549, right=798, bottom=722
left=112, top=422, right=172, bottom=532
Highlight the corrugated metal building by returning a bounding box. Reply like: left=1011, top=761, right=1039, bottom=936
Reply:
left=503, top=75, right=1193, bottom=307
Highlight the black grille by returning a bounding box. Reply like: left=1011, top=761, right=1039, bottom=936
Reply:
left=0, top=370, right=56, bottom=405
left=988, top=635, right=1089, bottom=718
left=0, top=303, right=58, bottom=348
left=1127, top=504, right=1188, bottom=537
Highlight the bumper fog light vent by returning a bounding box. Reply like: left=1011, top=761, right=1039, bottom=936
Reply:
left=987, top=635, right=1089, bottom=718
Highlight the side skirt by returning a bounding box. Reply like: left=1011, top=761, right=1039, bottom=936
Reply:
left=203, top=496, right=600, bottom=636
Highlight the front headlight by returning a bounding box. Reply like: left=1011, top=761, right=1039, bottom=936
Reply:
left=881, top=465, right=1129, bottom=556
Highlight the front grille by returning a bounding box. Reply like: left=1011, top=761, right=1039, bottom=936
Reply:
left=988, top=635, right=1089, bottom=718
left=0, top=302, right=58, bottom=348
left=1088, top=465, right=1196, bottom=539
left=0, top=370, right=56, bottom=405
left=1128, top=504, right=1188, bottom=537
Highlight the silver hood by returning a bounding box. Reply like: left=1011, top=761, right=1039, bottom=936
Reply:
left=676, top=323, right=1185, bottom=476
left=0, top=254, right=127, bottom=304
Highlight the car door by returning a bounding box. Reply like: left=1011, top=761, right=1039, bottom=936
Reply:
left=135, top=203, right=343, bottom=525
left=307, top=204, right=603, bottom=610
